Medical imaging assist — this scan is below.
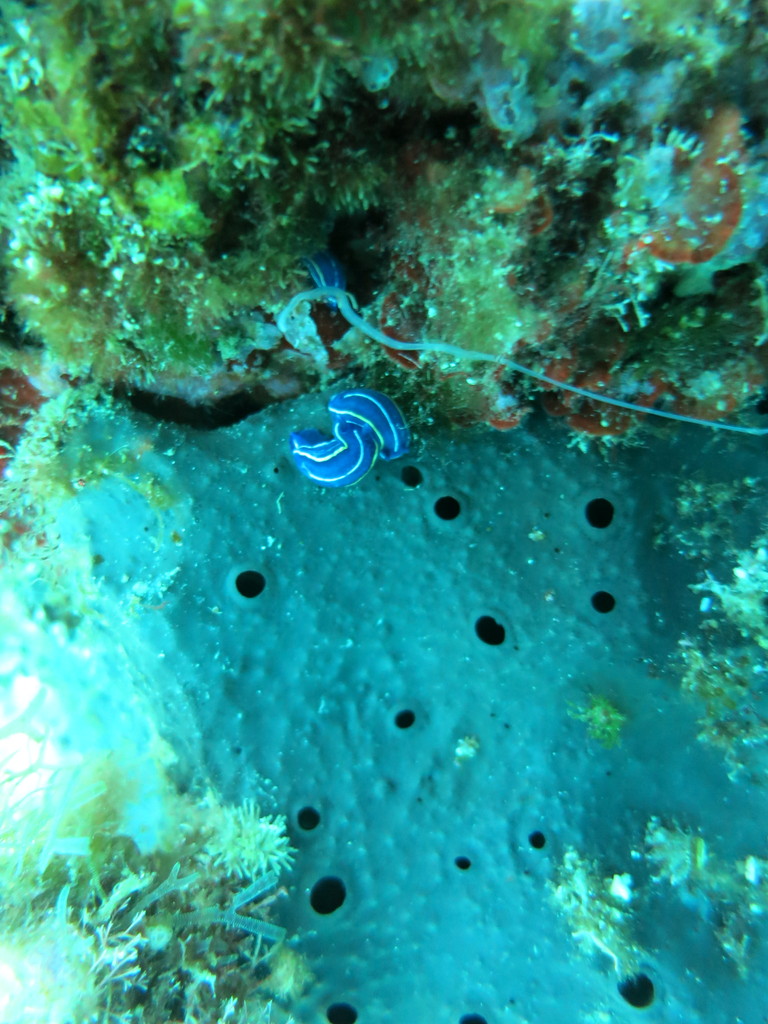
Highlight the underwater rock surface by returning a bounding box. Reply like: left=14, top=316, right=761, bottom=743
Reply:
left=40, top=396, right=768, bottom=1022
left=3, top=1, right=768, bottom=1021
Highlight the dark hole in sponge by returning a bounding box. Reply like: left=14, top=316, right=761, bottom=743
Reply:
left=617, top=973, right=655, bottom=1008
left=297, top=806, right=321, bottom=830
left=475, top=615, right=506, bottom=645
left=401, top=465, right=424, bottom=487
left=235, top=570, right=266, bottom=598
left=435, top=495, right=461, bottom=520
left=310, top=876, right=346, bottom=915
left=395, top=709, right=416, bottom=729
left=591, top=590, right=615, bottom=613
left=327, top=1003, right=358, bottom=1024
left=585, top=497, right=614, bottom=528
left=528, top=830, right=546, bottom=849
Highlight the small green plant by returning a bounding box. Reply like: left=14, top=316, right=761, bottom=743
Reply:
left=568, top=693, right=627, bottom=749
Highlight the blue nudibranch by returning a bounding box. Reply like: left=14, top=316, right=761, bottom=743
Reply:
left=290, top=389, right=410, bottom=488
left=301, top=251, right=345, bottom=309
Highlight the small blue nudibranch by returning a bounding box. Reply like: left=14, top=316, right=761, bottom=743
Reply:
left=301, top=251, right=346, bottom=309
left=290, top=388, right=410, bottom=488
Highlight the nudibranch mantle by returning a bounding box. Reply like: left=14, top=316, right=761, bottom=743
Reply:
left=290, top=388, right=410, bottom=488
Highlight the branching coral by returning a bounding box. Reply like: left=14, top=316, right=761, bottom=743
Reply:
left=693, top=541, right=768, bottom=649
left=674, top=521, right=768, bottom=778
left=0, top=740, right=302, bottom=1021
left=0, top=579, right=303, bottom=1023
left=551, top=847, right=642, bottom=976
left=645, top=817, right=768, bottom=977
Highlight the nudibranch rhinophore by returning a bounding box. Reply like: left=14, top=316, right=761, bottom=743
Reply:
left=289, top=388, right=410, bottom=487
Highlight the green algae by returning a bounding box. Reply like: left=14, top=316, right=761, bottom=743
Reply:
left=0, top=0, right=765, bottom=430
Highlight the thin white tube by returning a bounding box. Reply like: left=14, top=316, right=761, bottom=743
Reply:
left=277, top=287, right=768, bottom=436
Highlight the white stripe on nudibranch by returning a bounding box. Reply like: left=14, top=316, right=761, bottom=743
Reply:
left=293, top=437, right=347, bottom=464
left=302, top=253, right=346, bottom=290
left=328, top=390, right=409, bottom=460
left=304, top=426, right=375, bottom=484
left=301, top=252, right=346, bottom=309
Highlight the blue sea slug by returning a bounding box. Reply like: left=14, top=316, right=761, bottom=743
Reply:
left=290, top=388, right=410, bottom=487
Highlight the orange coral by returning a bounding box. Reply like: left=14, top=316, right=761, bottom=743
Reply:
left=646, top=106, right=746, bottom=266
